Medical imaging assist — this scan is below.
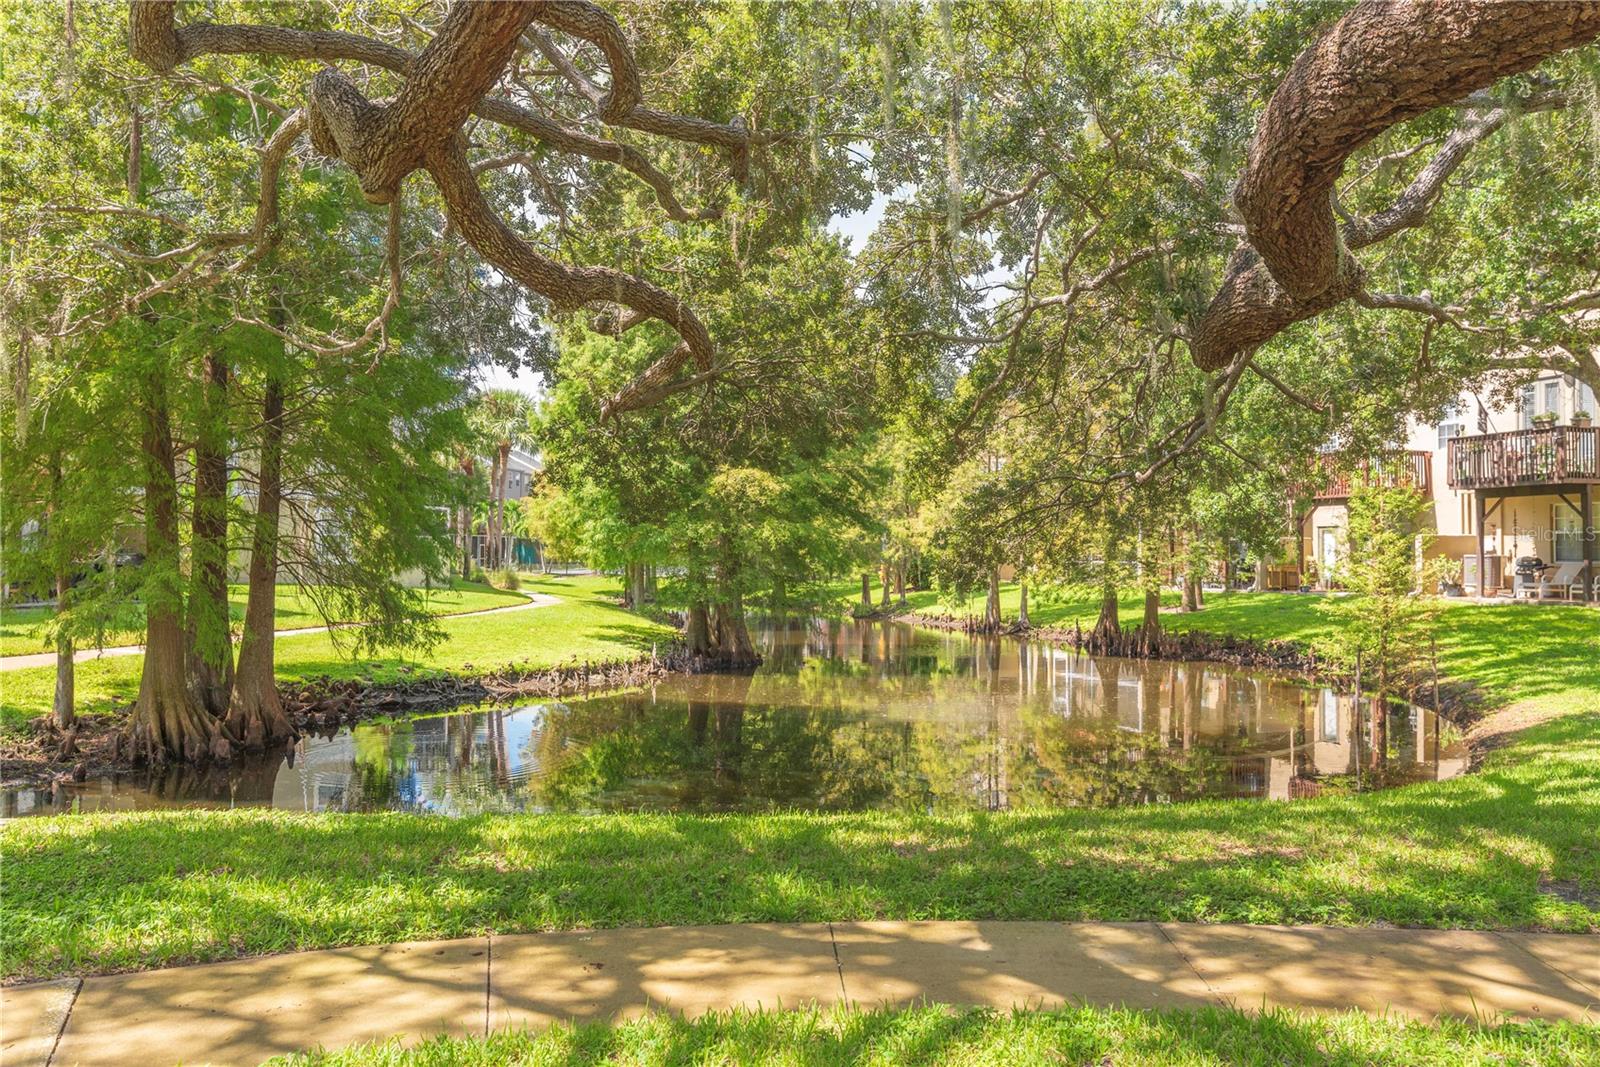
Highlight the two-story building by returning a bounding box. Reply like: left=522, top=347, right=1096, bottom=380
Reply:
left=1299, top=370, right=1598, bottom=602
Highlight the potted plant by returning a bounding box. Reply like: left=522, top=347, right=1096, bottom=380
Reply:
left=1572, top=410, right=1592, bottom=428
left=1533, top=411, right=1557, bottom=429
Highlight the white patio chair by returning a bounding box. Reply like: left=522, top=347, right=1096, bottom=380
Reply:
left=1542, top=563, right=1582, bottom=601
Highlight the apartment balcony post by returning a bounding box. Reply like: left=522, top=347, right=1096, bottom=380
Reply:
left=1475, top=492, right=1487, bottom=599
left=1585, top=483, right=1595, bottom=606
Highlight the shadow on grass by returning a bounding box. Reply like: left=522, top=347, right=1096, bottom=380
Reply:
left=279, top=1003, right=1600, bottom=1065
left=5, top=707, right=1596, bottom=981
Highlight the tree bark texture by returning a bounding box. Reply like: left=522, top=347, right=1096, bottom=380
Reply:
left=187, top=352, right=233, bottom=716
left=1191, top=1, right=1600, bottom=370
left=712, top=596, right=757, bottom=662
left=227, top=373, right=293, bottom=749
left=47, top=454, right=74, bottom=730
left=1143, top=589, right=1162, bottom=635
left=53, top=569, right=74, bottom=731
left=1093, top=581, right=1121, bottom=640
left=686, top=601, right=713, bottom=655
left=130, top=369, right=229, bottom=763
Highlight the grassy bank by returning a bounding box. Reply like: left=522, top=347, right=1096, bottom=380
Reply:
left=4, top=695, right=1596, bottom=980
left=0, top=575, right=674, bottom=733
left=2, top=589, right=1596, bottom=982
left=272, top=1005, right=1600, bottom=1066
left=835, top=581, right=1600, bottom=708
left=0, top=579, right=525, bottom=658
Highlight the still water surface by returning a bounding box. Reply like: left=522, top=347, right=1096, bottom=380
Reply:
left=3, top=618, right=1465, bottom=818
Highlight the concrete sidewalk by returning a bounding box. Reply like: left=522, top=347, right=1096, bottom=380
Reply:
left=3, top=922, right=1596, bottom=1066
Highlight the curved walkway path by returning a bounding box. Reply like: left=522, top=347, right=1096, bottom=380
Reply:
left=0, top=593, right=559, bottom=673
left=4, top=922, right=1596, bottom=1066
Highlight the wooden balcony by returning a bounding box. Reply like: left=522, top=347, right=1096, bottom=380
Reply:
left=1312, top=451, right=1432, bottom=502
left=1446, top=426, right=1600, bottom=490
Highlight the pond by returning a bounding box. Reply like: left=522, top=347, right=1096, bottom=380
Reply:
left=2, top=618, right=1466, bottom=818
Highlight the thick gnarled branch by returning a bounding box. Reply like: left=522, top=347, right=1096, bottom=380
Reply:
left=128, top=0, right=733, bottom=411
left=1189, top=0, right=1600, bottom=371
left=426, top=137, right=713, bottom=414
left=1235, top=0, right=1600, bottom=302
left=128, top=1, right=735, bottom=221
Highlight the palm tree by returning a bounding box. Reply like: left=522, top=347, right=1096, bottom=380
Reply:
left=503, top=496, right=531, bottom=569
left=468, top=389, right=533, bottom=570
left=448, top=441, right=481, bottom=578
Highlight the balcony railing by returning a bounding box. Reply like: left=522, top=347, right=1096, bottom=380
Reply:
left=1312, top=451, right=1432, bottom=502
left=1446, top=426, right=1600, bottom=490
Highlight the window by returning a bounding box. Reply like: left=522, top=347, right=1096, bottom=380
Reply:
left=1521, top=385, right=1536, bottom=428
left=1554, top=508, right=1584, bottom=563
left=1544, top=381, right=1560, bottom=416
left=1437, top=421, right=1463, bottom=448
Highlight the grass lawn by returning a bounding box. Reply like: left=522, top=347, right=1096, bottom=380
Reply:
left=1, top=586, right=1596, bottom=982
left=270, top=1005, right=1600, bottom=1066
left=0, top=579, right=526, bottom=658
left=3, top=587, right=1597, bottom=980
left=0, top=575, right=674, bottom=733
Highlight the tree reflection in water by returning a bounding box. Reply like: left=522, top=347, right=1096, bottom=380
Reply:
left=6, top=619, right=1468, bottom=817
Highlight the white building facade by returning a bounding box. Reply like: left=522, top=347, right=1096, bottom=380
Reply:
left=1299, top=371, right=1598, bottom=600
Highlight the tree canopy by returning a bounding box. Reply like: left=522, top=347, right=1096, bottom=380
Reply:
left=3, top=0, right=1597, bottom=761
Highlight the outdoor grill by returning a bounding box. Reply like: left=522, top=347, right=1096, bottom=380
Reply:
left=1514, top=556, right=1549, bottom=581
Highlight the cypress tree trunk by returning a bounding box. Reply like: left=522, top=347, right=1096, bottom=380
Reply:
left=457, top=455, right=475, bottom=579
left=187, top=352, right=233, bottom=716
left=227, top=374, right=293, bottom=749
left=686, top=601, right=714, bottom=655
left=1017, top=578, right=1030, bottom=628
left=493, top=442, right=510, bottom=569
left=53, top=568, right=74, bottom=732
left=879, top=562, right=892, bottom=607
left=47, top=454, right=74, bottom=731
left=1143, top=589, right=1162, bottom=635
left=1093, top=578, right=1121, bottom=640
left=985, top=568, right=1001, bottom=629
left=861, top=573, right=872, bottom=610
left=712, top=595, right=757, bottom=662
left=129, top=369, right=228, bottom=764
left=895, top=565, right=907, bottom=607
